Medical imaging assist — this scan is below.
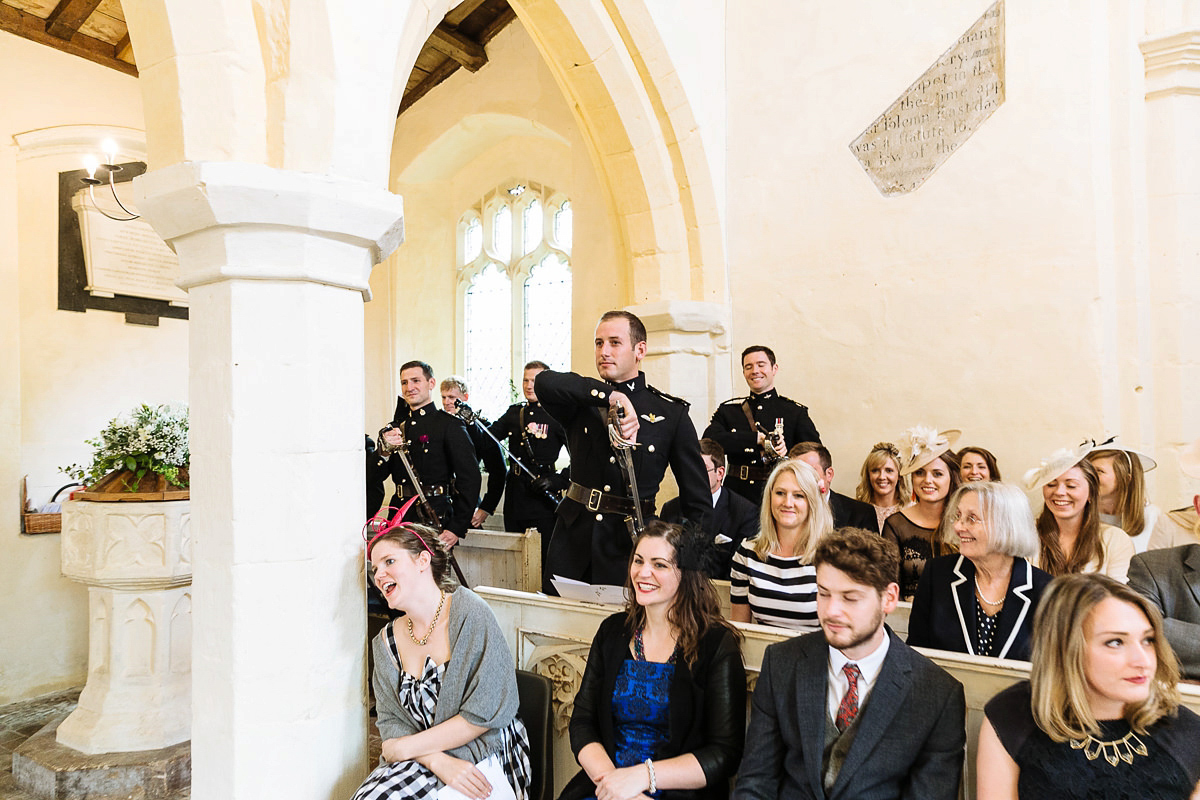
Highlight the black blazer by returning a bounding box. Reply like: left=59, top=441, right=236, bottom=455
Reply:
left=1128, top=544, right=1200, bottom=679
left=559, top=612, right=746, bottom=800
left=733, top=628, right=964, bottom=800
left=829, top=491, right=876, bottom=532
left=661, top=488, right=759, bottom=579
left=907, top=555, right=1051, bottom=661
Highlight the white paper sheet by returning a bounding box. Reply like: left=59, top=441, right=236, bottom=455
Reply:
left=550, top=575, right=626, bottom=605
left=435, top=754, right=517, bottom=800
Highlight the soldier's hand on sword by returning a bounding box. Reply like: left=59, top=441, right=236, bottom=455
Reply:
left=608, top=392, right=639, bottom=443
left=439, top=530, right=459, bottom=548
left=381, top=428, right=405, bottom=447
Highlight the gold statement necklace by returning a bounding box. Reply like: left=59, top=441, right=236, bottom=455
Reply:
left=1069, top=731, right=1148, bottom=765
left=406, top=590, right=446, bottom=647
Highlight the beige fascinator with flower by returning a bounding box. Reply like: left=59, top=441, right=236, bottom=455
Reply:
left=1023, top=442, right=1094, bottom=492
left=897, top=425, right=961, bottom=477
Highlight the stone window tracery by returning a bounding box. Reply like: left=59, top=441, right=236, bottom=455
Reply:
left=458, top=182, right=572, bottom=420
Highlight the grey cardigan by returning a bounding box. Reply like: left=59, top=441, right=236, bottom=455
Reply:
left=371, top=587, right=519, bottom=764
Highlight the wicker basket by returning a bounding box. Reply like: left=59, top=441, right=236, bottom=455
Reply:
left=20, top=476, right=63, bottom=534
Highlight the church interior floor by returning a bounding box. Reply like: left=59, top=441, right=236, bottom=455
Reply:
left=0, top=689, right=383, bottom=799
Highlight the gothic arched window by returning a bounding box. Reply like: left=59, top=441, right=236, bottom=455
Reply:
left=458, top=182, right=572, bottom=420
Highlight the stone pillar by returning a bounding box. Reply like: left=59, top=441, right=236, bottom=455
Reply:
left=1140, top=20, right=1200, bottom=499
left=56, top=499, right=192, bottom=755
left=631, top=300, right=731, bottom=424
left=134, top=161, right=404, bottom=800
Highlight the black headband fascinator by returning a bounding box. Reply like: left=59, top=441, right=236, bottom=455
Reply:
left=674, top=518, right=718, bottom=575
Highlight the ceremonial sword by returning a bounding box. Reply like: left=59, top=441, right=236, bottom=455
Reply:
left=452, top=399, right=561, bottom=506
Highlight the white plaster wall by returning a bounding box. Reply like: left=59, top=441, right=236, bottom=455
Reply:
left=0, top=33, right=187, bottom=704
left=723, top=1, right=1169, bottom=500
left=366, top=20, right=620, bottom=430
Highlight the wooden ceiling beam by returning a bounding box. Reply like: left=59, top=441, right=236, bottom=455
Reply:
left=0, top=4, right=137, bottom=76
left=444, top=0, right=490, bottom=27
left=478, top=7, right=516, bottom=44
left=114, top=31, right=132, bottom=61
left=428, top=23, right=487, bottom=72
left=398, top=57, right=461, bottom=116
left=45, top=0, right=104, bottom=41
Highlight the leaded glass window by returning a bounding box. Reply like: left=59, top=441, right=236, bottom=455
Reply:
left=458, top=182, right=571, bottom=419
left=464, top=263, right=512, bottom=420
left=524, top=254, right=572, bottom=371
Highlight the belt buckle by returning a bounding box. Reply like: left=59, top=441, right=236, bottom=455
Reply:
left=738, top=466, right=750, bottom=481
left=586, top=489, right=602, bottom=512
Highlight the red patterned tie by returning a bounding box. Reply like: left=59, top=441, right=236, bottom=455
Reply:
left=836, top=663, right=861, bottom=732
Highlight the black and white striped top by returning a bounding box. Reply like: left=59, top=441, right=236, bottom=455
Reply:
left=729, top=541, right=818, bottom=630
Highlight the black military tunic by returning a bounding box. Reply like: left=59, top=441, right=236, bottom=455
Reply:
left=703, top=388, right=820, bottom=505
left=386, top=400, right=480, bottom=537
left=488, top=401, right=569, bottom=560
left=535, top=369, right=711, bottom=589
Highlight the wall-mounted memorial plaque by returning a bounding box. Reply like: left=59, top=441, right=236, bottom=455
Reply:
left=58, top=164, right=189, bottom=325
left=71, top=185, right=187, bottom=306
left=850, top=0, right=1005, bottom=196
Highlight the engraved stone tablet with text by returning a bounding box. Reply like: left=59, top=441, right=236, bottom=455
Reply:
left=851, top=1, right=1005, bottom=196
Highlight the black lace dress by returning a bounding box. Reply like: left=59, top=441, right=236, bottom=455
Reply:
left=985, top=681, right=1200, bottom=800
left=881, top=512, right=938, bottom=600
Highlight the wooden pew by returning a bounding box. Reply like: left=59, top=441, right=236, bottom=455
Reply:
left=475, top=586, right=1200, bottom=800
left=452, top=529, right=541, bottom=593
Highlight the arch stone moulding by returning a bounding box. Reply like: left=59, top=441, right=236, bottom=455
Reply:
left=391, top=0, right=732, bottom=405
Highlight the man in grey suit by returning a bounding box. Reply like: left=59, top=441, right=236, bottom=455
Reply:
left=733, top=528, right=965, bottom=800
left=1128, top=544, right=1200, bottom=680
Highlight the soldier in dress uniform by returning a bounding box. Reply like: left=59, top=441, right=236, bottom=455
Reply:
left=488, top=360, right=569, bottom=566
left=380, top=360, right=480, bottom=548
left=535, top=310, right=711, bottom=591
left=437, top=375, right=506, bottom=529
left=703, top=345, right=821, bottom=505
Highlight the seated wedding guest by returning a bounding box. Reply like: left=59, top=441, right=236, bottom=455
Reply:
left=1128, top=544, right=1200, bottom=680
left=560, top=521, right=746, bottom=800
left=855, top=441, right=910, bottom=533
left=1087, top=438, right=1160, bottom=553
left=959, top=445, right=1002, bottom=483
left=1150, top=437, right=1200, bottom=549
left=1024, top=446, right=1135, bottom=583
left=908, top=482, right=1052, bottom=661
left=355, top=505, right=531, bottom=800
left=883, top=425, right=961, bottom=600
left=730, top=459, right=833, bottom=628
left=977, top=573, right=1200, bottom=800
left=789, top=442, right=876, bottom=532
left=733, top=528, right=966, bottom=800
left=661, top=438, right=759, bottom=580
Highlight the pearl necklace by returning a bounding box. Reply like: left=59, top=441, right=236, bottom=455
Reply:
left=406, top=590, right=446, bottom=646
left=974, top=579, right=1004, bottom=607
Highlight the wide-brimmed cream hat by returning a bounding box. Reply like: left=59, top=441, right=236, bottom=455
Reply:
left=897, top=425, right=961, bottom=477
left=1083, top=435, right=1158, bottom=471
left=1024, top=443, right=1093, bottom=492
left=1179, top=438, right=1200, bottom=480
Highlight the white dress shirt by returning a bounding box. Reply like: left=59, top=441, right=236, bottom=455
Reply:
left=826, top=631, right=891, bottom=721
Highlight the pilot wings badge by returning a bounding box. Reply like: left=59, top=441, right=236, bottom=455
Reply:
left=640, top=413, right=664, bottom=423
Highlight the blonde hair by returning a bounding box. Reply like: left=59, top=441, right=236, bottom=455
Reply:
left=749, top=459, right=833, bottom=561
left=1030, top=573, right=1180, bottom=741
left=1087, top=449, right=1147, bottom=538
left=855, top=442, right=910, bottom=507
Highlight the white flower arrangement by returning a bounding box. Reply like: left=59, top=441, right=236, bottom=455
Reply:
left=64, top=403, right=190, bottom=490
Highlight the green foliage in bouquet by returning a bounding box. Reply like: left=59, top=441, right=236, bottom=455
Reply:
left=63, top=404, right=190, bottom=490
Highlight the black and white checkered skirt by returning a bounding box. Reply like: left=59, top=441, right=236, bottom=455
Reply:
left=352, top=655, right=531, bottom=800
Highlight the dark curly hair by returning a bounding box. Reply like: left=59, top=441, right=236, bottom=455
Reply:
left=623, top=520, right=740, bottom=667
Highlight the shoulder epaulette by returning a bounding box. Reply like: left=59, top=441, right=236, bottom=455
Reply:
left=647, top=385, right=690, bottom=407
left=721, top=397, right=747, bottom=405
left=777, top=395, right=808, bottom=410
